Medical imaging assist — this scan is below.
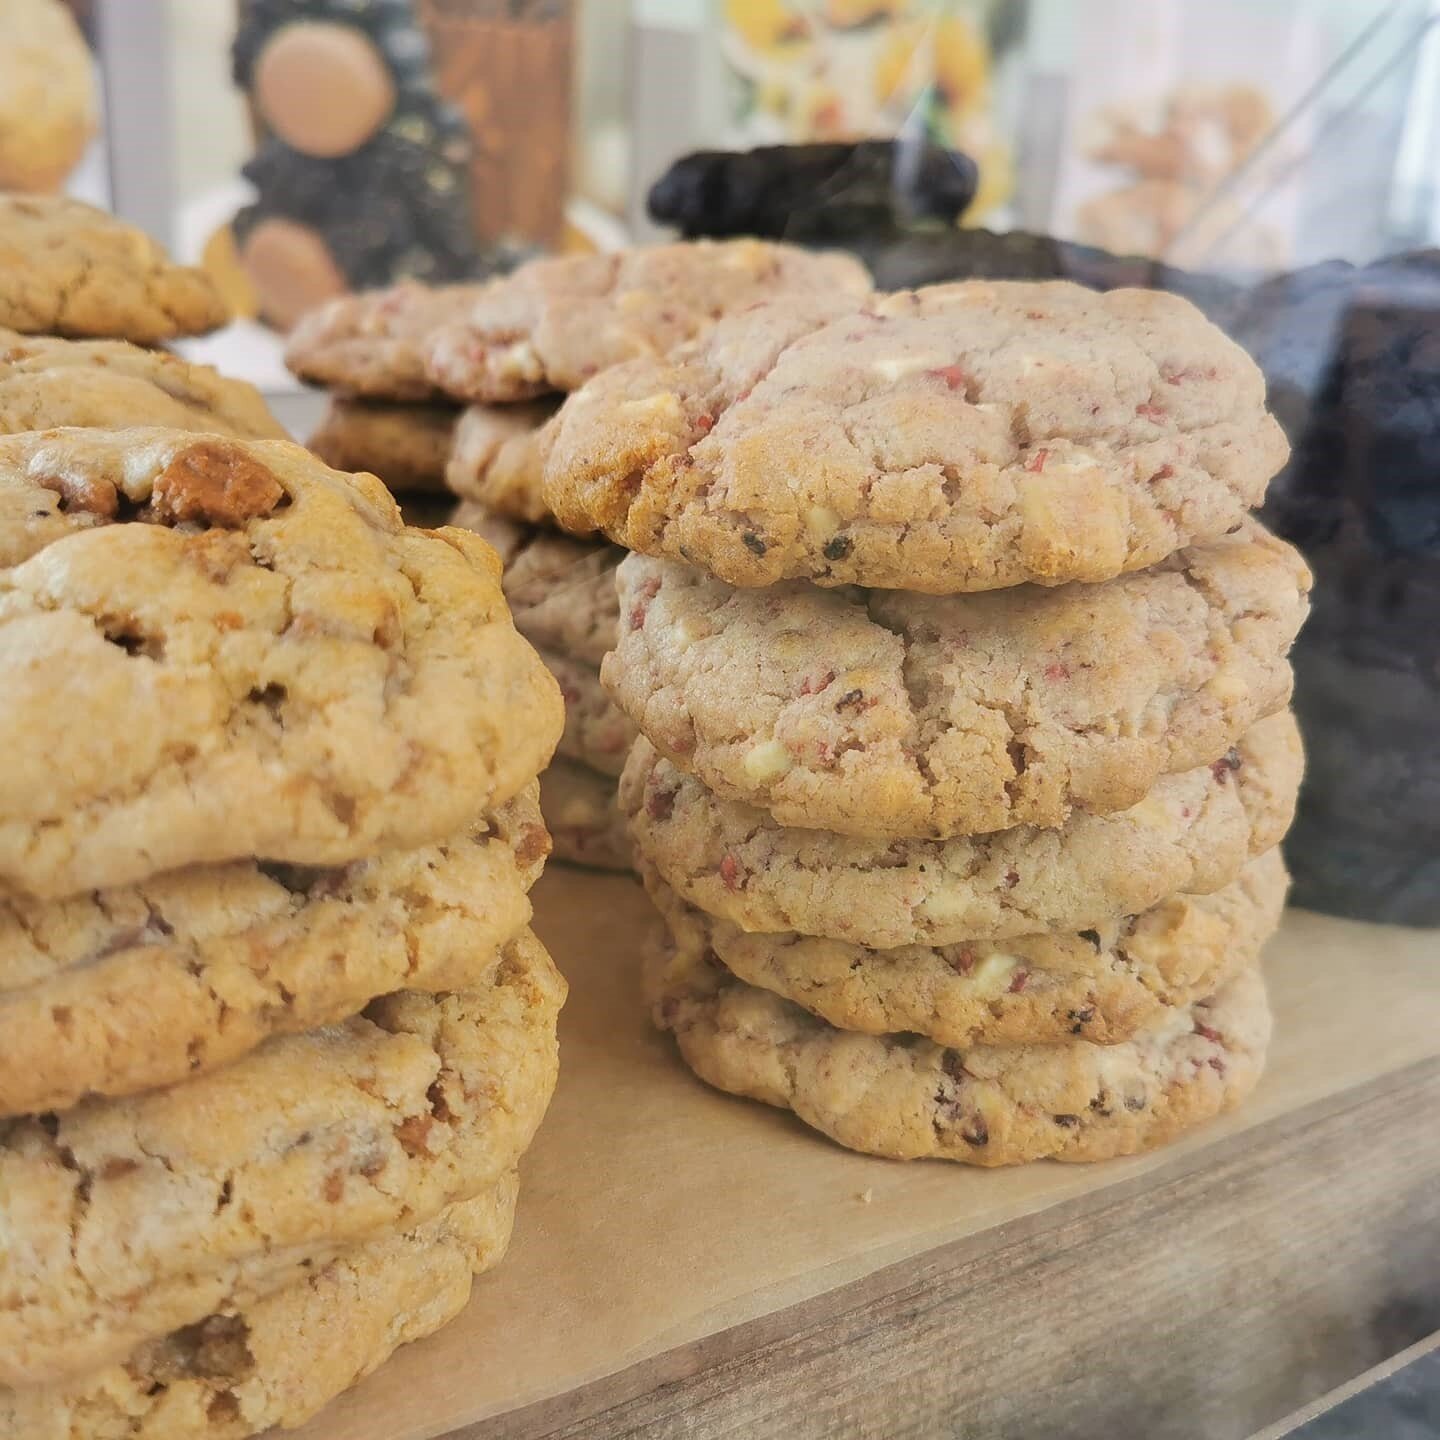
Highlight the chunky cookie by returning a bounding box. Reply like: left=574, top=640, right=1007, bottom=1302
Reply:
left=648, top=929, right=1270, bottom=1164
left=308, top=397, right=457, bottom=492
left=545, top=648, right=636, bottom=778
left=623, top=710, right=1302, bottom=948
left=0, top=930, right=563, bottom=1386
left=641, top=846, right=1285, bottom=1048
left=541, top=758, right=633, bottom=872
left=0, top=0, right=95, bottom=195
left=609, top=521, right=1309, bottom=836
left=0, top=787, right=549, bottom=1116
left=0, top=329, right=285, bottom=439
left=0, top=196, right=229, bottom=342
left=0, top=1176, right=518, bottom=1440
left=450, top=502, right=622, bottom=667
left=543, top=281, right=1290, bottom=592
left=446, top=398, right=560, bottom=522
left=0, top=429, right=561, bottom=898
left=425, top=239, right=873, bottom=402
left=285, top=279, right=492, bottom=400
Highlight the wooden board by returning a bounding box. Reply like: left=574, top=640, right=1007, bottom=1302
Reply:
left=293, top=870, right=1440, bottom=1440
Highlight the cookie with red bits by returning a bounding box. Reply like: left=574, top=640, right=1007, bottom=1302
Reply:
left=542, top=280, right=1290, bottom=593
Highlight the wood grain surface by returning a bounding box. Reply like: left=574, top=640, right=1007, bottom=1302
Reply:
left=291, top=870, right=1440, bottom=1440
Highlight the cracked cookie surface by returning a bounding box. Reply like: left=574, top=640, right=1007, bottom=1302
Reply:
left=641, top=847, right=1285, bottom=1047
left=623, top=710, right=1302, bottom=948
left=0, top=428, right=562, bottom=899
left=648, top=924, right=1270, bottom=1164
left=0, top=930, right=563, bottom=1386
left=446, top=399, right=560, bottom=522
left=0, top=1176, right=518, bottom=1440
left=286, top=280, right=491, bottom=400
left=0, top=196, right=229, bottom=342
left=0, top=787, right=550, bottom=1116
left=542, top=281, right=1290, bottom=593
left=424, top=239, right=872, bottom=403
left=308, top=398, right=458, bottom=493
left=609, top=522, right=1308, bottom=836
left=541, top=758, right=632, bottom=872
left=0, top=328, right=285, bottom=439
left=450, top=502, right=622, bottom=667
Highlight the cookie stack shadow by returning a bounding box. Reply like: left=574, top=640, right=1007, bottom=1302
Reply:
left=0, top=428, right=565, bottom=1437
left=545, top=279, right=1312, bottom=1165
left=285, top=238, right=873, bottom=871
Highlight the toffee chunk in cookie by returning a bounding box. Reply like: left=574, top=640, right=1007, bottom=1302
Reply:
left=608, top=522, right=1309, bottom=836
left=0, top=428, right=562, bottom=899
left=543, top=281, right=1290, bottom=592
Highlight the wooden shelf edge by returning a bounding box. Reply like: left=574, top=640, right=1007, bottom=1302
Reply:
left=456, top=1054, right=1440, bottom=1440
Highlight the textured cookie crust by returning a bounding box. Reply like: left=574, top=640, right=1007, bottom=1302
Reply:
left=642, top=847, right=1285, bottom=1047
left=0, top=328, right=285, bottom=439
left=308, top=398, right=458, bottom=493
left=545, top=648, right=636, bottom=778
left=446, top=399, right=560, bottom=522
left=648, top=929, right=1271, bottom=1164
left=0, top=931, right=564, bottom=1386
left=0, top=0, right=95, bottom=195
left=0, top=428, right=562, bottom=899
left=285, top=280, right=490, bottom=400
left=543, top=281, right=1290, bottom=593
left=450, top=502, right=622, bottom=667
left=541, top=758, right=632, bottom=872
left=425, top=239, right=873, bottom=402
left=0, top=1177, right=519, bottom=1440
left=0, top=787, right=549, bottom=1116
left=623, top=710, right=1302, bottom=948
left=0, top=196, right=229, bottom=342
left=609, top=523, right=1309, bottom=836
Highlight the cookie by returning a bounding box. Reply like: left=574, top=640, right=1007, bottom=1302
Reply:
left=0, top=196, right=229, bottom=342
left=307, top=397, right=457, bottom=492
left=0, top=786, right=549, bottom=1116
left=608, top=521, right=1309, bottom=836
left=545, top=648, right=636, bottom=778
left=450, top=502, right=622, bottom=667
left=0, top=0, right=96, bottom=195
left=0, top=429, right=562, bottom=899
left=0, top=329, right=286, bottom=440
left=445, top=398, right=560, bottom=522
left=542, top=281, right=1290, bottom=593
left=0, top=1176, right=518, bottom=1440
left=425, top=239, right=873, bottom=402
left=541, top=757, right=632, bottom=872
left=0, top=930, right=563, bottom=1386
left=285, top=280, right=492, bottom=399
left=647, top=926, right=1270, bottom=1164
left=641, top=846, right=1285, bottom=1048
left=623, top=710, right=1302, bottom=949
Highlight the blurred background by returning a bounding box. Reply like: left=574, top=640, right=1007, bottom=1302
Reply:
left=19, top=0, right=1440, bottom=929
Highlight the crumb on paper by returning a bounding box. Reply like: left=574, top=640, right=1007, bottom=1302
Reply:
left=857, top=1188, right=873, bottom=1204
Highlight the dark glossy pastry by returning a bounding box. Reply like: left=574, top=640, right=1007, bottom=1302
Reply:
left=648, top=140, right=979, bottom=243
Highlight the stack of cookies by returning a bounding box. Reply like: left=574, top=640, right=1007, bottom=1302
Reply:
left=0, top=426, right=566, bottom=1436
left=287, top=239, right=873, bottom=868
left=542, top=280, right=1311, bottom=1165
